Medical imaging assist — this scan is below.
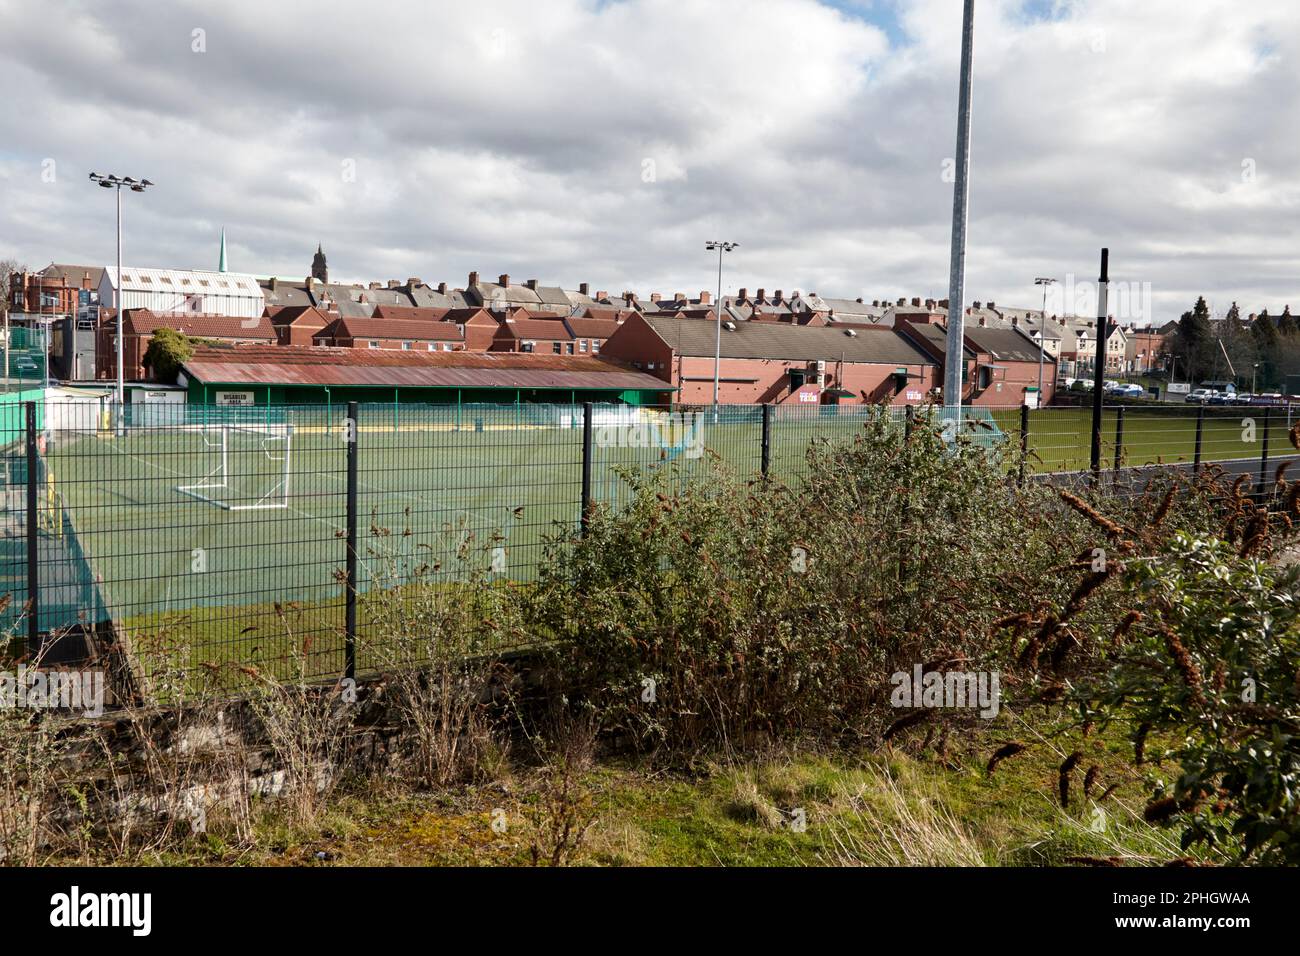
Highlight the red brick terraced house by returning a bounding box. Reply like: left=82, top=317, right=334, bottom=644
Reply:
left=490, top=311, right=577, bottom=354
left=269, top=305, right=333, bottom=346
left=599, top=312, right=938, bottom=406
left=562, top=314, right=626, bottom=355
left=312, top=316, right=464, bottom=351
left=100, top=309, right=277, bottom=381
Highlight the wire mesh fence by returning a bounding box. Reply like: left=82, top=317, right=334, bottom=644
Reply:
left=1, top=397, right=1295, bottom=702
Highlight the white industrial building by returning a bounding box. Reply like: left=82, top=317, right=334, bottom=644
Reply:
left=99, top=267, right=266, bottom=319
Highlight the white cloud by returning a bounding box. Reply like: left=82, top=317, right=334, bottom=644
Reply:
left=0, top=0, right=1296, bottom=320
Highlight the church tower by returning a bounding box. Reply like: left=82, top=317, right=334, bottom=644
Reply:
left=311, top=244, right=328, bottom=283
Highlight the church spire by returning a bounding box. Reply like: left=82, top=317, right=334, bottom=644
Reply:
left=311, top=243, right=328, bottom=283
left=218, top=227, right=228, bottom=273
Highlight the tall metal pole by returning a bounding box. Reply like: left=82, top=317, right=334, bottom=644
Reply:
left=115, top=184, right=124, bottom=427
left=943, top=0, right=976, bottom=416
left=713, top=244, right=723, bottom=421
left=705, top=240, right=735, bottom=423
left=1034, top=277, right=1055, bottom=406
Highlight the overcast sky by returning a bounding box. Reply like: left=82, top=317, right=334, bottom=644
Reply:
left=1, top=0, right=1297, bottom=323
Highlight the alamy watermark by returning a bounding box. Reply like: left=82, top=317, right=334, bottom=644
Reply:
left=890, top=664, right=1001, bottom=719
left=594, top=410, right=705, bottom=459
left=1, top=666, right=105, bottom=717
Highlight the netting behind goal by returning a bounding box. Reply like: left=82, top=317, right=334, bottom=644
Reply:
left=176, top=423, right=294, bottom=511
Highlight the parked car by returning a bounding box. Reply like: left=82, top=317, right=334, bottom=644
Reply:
left=1113, top=383, right=1145, bottom=398
left=1185, top=388, right=1218, bottom=404
left=1207, top=392, right=1236, bottom=405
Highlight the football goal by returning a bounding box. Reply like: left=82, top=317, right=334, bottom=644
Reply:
left=176, top=423, right=294, bottom=511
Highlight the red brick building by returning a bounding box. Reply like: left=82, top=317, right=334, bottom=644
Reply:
left=490, top=311, right=577, bottom=354
left=895, top=317, right=1056, bottom=406
left=599, top=312, right=937, bottom=406
left=270, top=305, right=333, bottom=346
left=98, top=309, right=277, bottom=381
left=312, top=316, right=463, bottom=351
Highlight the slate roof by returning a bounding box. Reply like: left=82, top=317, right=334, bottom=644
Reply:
left=638, top=314, right=935, bottom=365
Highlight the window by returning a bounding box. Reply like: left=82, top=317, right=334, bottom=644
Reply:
left=441, top=343, right=452, bottom=351
left=427, top=342, right=436, bottom=351
left=592, top=341, right=600, bottom=353
left=521, top=341, right=535, bottom=353
left=553, top=342, right=562, bottom=354
left=368, top=340, right=379, bottom=349
left=402, top=341, right=413, bottom=350
left=566, top=342, right=575, bottom=355
left=789, top=369, right=806, bottom=390
left=579, top=339, right=588, bottom=352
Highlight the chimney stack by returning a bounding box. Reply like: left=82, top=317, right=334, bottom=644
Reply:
left=498, top=273, right=510, bottom=288
left=595, top=290, right=608, bottom=301
left=407, top=277, right=421, bottom=287
left=269, top=277, right=279, bottom=292
left=468, top=271, right=480, bottom=287
left=526, top=278, right=538, bottom=290
left=437, top=282, right=447, bottom=294
left=774, top=290, right=783, bottom=301
left=938, top=298, right=949, bottom=309
left=757, top=288, right=766, bottom=301
left=911, top=297, right=921, bottom=307
left=579, top=282, right=590, bottom=296
left=699, top=291, right=711, bottom=305
left=650, top=292, right=662, bottom=303
left=737, top=287, right=748, bottom=301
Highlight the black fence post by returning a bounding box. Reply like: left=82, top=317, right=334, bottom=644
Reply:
left=1193, top=405, right=1204, bottom=475
left=344, top=401, right=358, bottom=681
left=1112, top=406, right=1125, bottom=484
left=760, top=403, right=772, bottom=477
left=1018, top=404, right=1029, bottom=487
left=905, top=404, right=916, bottom=441
left=580, top=402, right=593, bottom=534
left=1258, top=407, right=1271, bottom=502
left=1089, top=248, right=1110, bottom=485
left=24, top=401, right=39, bottom=656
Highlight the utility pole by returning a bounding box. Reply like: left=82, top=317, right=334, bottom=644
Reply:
left=943, top=0, right=977, bottom=418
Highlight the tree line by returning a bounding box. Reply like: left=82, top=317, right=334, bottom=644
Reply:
left=1168, top=296, right=1299, bottom=391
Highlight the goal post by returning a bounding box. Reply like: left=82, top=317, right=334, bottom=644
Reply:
left=176, top=423, right=294, bottom=511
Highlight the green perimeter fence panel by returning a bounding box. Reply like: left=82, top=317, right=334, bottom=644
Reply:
left=9, top=395, right=1294, bottom=695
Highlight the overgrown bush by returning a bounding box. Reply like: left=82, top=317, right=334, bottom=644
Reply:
left=529, top=410, right=1101, bottom=754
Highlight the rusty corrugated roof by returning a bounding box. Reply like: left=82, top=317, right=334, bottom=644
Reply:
left=180, top=344, right=673, bottom=392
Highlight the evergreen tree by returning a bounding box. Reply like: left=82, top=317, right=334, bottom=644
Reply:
left=1278, top=305, right=1297, bottom=338
left=1172, top=296, right=1216, bottom=382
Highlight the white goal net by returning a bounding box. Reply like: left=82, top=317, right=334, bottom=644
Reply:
left=176, top=423, right=294, bottom=511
